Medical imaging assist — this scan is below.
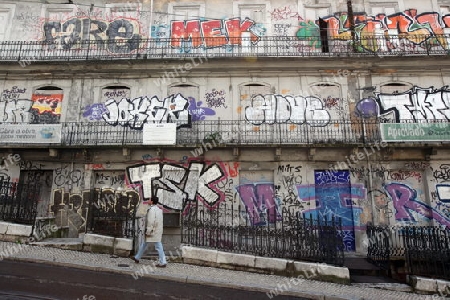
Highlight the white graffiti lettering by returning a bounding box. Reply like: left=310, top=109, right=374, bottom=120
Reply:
left=102, top=94, right=190, bottom=129
left=127, top=162, right=225, bottom=210
left=0, top=99, right=32, bottom=123
left=245, top=94, right=330, bottom=126
left=378, top=86, right=450, bottom=121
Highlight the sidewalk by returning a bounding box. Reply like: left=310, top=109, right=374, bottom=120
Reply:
left=0, top=241, right=435, bottom=300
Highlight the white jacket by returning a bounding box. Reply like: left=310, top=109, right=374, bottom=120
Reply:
left=145, top=205, right=164, bottom=242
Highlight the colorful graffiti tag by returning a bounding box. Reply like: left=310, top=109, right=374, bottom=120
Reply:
left=170, top=18, right=261, bottom=49
left=384, top=183, right=450, bottom=228
left=298, top=170, right=367, bottom=251
left=30, top=93, right=63, bottom=124
left=313, top=9, right=450, bottom=52
left=236, top=183, right=281, bottom=226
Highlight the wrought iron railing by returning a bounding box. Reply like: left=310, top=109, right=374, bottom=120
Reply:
left=181, top=201, right=344, bottom=266
left=1, top=119, right=448, bottom=147
left=367, top=225, right=450, bottom=280
left=0, top=35, right=449, bottom=63
left=61, top=119, right=378, bottom=146
left=86, top=189, right=138, bottom=239
left=0, top=180, right=40, bottom=225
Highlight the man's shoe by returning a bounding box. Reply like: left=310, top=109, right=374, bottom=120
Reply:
left=131, top=257, right=139, bottom=264
left=155, top=263, right=166, bottom=268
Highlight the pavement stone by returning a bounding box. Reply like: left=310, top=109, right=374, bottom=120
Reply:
left=0, top=241, right=438, bottom=300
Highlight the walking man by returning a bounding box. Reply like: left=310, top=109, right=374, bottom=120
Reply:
left=132, top=196, right=167, bottom=267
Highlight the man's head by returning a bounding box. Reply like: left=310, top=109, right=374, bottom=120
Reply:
left=150, top=196, right=159, bottom=205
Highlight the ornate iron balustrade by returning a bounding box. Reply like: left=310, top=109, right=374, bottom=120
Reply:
left=60, top=119, right=378, bottom=146
left=0, top=34, right=449, bottom=62
left=181, top=201, right=344, bottom=266
left=367, top=225, right=450, bottom=280
left=0, top=180, right=40, bottom=225
left=1, top=119, right=448, bottom=147
left=86, top=189, right=138, bottom=239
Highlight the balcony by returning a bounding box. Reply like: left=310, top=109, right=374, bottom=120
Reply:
left=1, top=34, right=449, bottom=63
left=0, top=119, right=448, bottom=148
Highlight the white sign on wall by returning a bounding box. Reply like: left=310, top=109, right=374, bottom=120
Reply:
left=143, top=123, right=177, bottom=145
left=0, top=124, right=62, bottom=143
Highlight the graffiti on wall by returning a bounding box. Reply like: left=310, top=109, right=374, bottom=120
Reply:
left=298, top=170, right=367, bottom=251
left=127, top=161, right=227, bottom=210
left=269, top=6, right=301, bottom=21
left=188, top=97, right=216, bottom=121
left=205, top=89, right=227, bottom=108
left=53, top=165, right=84, bottom=188
left=314, top=9, right=450, bottom=52
left=236, top=183, right=281, bottom=226
left=42, top=17, right=144, bottom=53
left=51, top=188, right=140, bottom=232
left=30, top=93, right=63, bottom=124
left=275, top=163, right=302, bottom=206
left=245, top=94, right=331, bottom=126
left=0, top=86, right=31, bottom=123
left=102, top=93, right=190, bottom=129
left=356, top=86, right=450, bottom=122
left=384, top=183, right=450, bottom=228
left=82, top=103, right=108, bottom=121
left=170, top=17, right=262, bottom=50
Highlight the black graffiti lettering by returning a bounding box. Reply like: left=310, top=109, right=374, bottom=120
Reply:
left=107, top=19, right=141, bottom=53
left=43, top=21, right=61, bottom=45
left=60, top=18, right=82, bottom=49
left=86, top=20, right=108, bottom=49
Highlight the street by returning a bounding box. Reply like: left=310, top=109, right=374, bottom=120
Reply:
left=0, top=260, right=308, bottom=300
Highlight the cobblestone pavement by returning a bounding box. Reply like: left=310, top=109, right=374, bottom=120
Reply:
left=0, top=242, right=437, bottom=300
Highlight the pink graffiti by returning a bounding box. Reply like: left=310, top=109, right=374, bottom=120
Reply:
left=236, top=183, right=281, bottom=225
left=269, top=6, right=301, bottom=21
left=385, top=183, right=450, bottom=228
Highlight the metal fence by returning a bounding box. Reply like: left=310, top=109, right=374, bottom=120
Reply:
left=0, top=181, right=40, bottom=225
left=367, top=225, right=450, bottom=280
left=86, top=189, right=138, bottom=239
left=1, top=35, right=449, bottom=62
left=181, top=201, right=344, bottom=266
left=59, top=119, right=379, bottom=147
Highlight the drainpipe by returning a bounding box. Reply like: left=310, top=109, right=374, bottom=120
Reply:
left=347, top=0, right=356, bottom=52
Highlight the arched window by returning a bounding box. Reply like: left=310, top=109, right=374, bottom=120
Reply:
left=31, top=86, right=64, bottom=124
left=380, top=83, right=411, bottom=94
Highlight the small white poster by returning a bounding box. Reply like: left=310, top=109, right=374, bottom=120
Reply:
left=143, top=123, right=177, bottom=145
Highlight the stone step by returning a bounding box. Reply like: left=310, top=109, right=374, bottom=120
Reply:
left=30, top=238, right=83, bottom=251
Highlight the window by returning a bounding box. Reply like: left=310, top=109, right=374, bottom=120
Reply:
left=171, top=5, right=201, bottom=21
left=102, top=86, right=131, bottom=102
left=0, top=4, right=15, bottom=41
left=303, top=5, right=330, bottom=22
left=106, top=3, right=140, bottom=19
left=380, top=83, right=411, bottom=94
left=368, top=2, right=399, bottom=15
left=43, top=5, right=76, bottom=46
left=440, top=5, right=450, bottom=15
left=240, top=83, right=272, bottom=101
left=31, top=86, right=64, bottom=124
left=239, top=4, right=266, bottom=23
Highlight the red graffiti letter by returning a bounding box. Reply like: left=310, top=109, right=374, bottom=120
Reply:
left=225, top=18, right=257, bottom=44
left=201, top=20, right=227, bottom=47
left=171, top=20, right=202, bottom=48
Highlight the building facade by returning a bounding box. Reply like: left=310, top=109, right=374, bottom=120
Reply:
left=0, top=0, right=450, bottom=254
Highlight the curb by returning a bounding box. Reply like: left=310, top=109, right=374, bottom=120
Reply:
left=6, top=256, right=356, bottom=300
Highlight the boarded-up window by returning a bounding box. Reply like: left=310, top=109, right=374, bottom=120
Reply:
left=31, top=86, right=64, bottom=124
